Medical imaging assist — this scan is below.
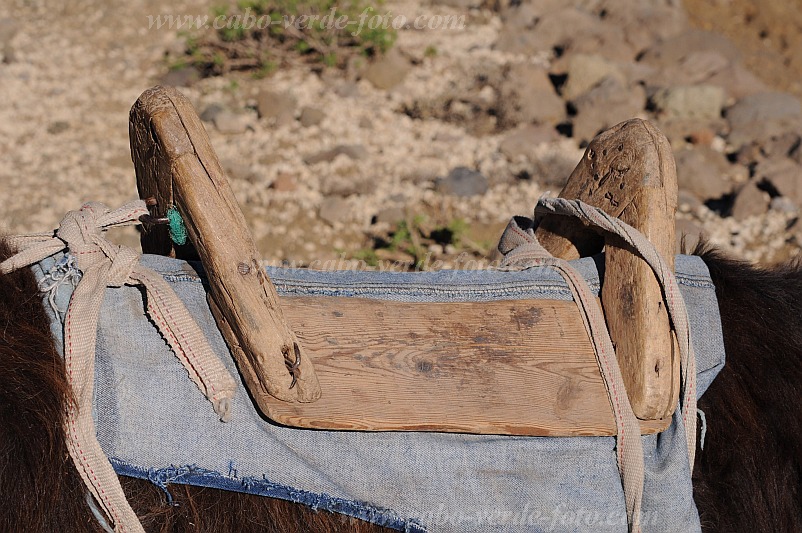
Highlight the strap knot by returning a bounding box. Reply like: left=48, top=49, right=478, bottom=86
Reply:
left=53, top=203, right=143, bottom=287
left=1, top=200, right=238, bottom=533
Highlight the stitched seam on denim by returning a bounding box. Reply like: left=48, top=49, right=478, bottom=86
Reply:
left=157, top=273, right=606, bottom=300
left=156, top=266, right=713, bottom=292
left=109, top=458, right=426, bottom=533
left=673, top=276, right=716, bottom=289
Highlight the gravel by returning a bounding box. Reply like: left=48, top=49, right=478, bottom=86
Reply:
left=0, top=0, right=800, bottom=266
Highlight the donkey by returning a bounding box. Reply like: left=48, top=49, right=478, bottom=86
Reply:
left=1, top=234, right=800, bottom=532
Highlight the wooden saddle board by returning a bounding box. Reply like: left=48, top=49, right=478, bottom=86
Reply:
left=130, top=86, right=678, bottom=437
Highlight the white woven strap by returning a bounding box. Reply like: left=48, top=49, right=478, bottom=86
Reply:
left=535, top=198, right=697, bottom=468
left=499, top=220, right=645, bottom=531
left=1, top=201, right=238, bottom=533
left=499, top=197, right=697, bottom=532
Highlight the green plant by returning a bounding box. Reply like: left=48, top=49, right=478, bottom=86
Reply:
left=167, top=57, right=189, bottom=71
left=430, top=218, right=468, bottom=246
left=351, top=248, right=379, bottom=267
left=252, top=58, right=277, bottom=78
left=225, top=79, right=240, bottom=92
left=180, top=0, right=397, bottom=78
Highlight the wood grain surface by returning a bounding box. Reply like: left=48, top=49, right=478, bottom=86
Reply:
left=535, top=119, right=679, bottom=420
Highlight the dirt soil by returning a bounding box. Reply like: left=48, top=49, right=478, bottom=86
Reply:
left=685, top=0, right=802, bottom=100
left=2, top=0, right=802, bottom=266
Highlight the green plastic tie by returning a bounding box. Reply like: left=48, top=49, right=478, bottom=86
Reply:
left=166, top=207, right=187, bottom=246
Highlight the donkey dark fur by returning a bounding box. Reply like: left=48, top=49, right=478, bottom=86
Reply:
left=692, top=243, right=802, bottom=532
left=1, top=235, right=800, bottom=532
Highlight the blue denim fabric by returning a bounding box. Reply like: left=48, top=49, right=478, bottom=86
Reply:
left=31, top=253, right=724, bottom=533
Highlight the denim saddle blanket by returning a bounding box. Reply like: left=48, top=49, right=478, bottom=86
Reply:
left=33, top=252, right=724, bottom=533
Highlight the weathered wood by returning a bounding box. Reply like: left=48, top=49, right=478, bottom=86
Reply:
left=128, top=86, right=673, bottom=436
left=130, top=86, right=320, bottom=404
left=268, top=295, right=668, bottom=436
left=535, top=119, right=679, bottom=420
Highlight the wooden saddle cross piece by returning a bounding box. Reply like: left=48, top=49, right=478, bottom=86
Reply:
left=129, top=86, right=678, bottom=436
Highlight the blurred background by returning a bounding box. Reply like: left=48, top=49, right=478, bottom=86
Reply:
left=1, top=0, right=802, bottom=267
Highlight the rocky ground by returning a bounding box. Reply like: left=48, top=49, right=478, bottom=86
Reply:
left=1, top=0, right=801, bottom=267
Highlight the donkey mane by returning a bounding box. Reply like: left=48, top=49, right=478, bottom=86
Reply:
left=1, top=235, right=800, bottom=532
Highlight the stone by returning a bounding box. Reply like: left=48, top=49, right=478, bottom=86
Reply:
left=321, top=172, right=376, bottom=197
left=435, top=167, right=489, bottom=197
left=431, top=0, right=482, bottom=8
left=655, top=117, right=728, bottom=149
left=334, top=82, right=360, bottom=98
left=561, top=54, right=627, bottom=101
left=159, top=66, right=200, bottom=87
left=545, top=9, right=636, bottom=59
left=303, top=150, right=337, bottom=165
left=733, top=141, right=765, bottom=166
left=791, top=141, right=802, bottom=166
left=401, top=169, right=440, bottom=185
left=304, top=144, right=368, bottom=165
left=199, top=103, right=225, bottom=123
left=497, top=1, right=547, bottom=32
left=727, top=92, right=802, bottom=130
left=319, top=197, right=351, bottom=226
left=762, top=133, right=802, bottom=160
left=47, top=121, right=70, bottom=135
left=499, top=125, right=559, bottom=160
left=755, top=157, right=802, bottom=206
left=2, top=43, right=15, bottom=64
left=705, top=63, right=769, bottom=100
left=675, top=218, right=704, bottom=254
left=375, top=206, right=406, bottom=224
left=334, top=144, right=367, bottom=161
left=213, top=110, right=250, bottom=134
left=640, top=30, right=740, bottom=68
left=299, top=106, right=325, bottom=127
left=571, top=77, right=646, bottom=142
left=270, top=173, right=297, bottom=192
left=0, top=18, right=17, bottom=62
left=674, top=147, right=733, bottom=201
left=731, top=181, right=770, bottom=221
left=530, top=152, right=581, bottom=189
left=256, top=89, right=297, bottom=124
left=222, top=159, right=256, bottom=182
left=592, top=0, right=687, bottom=53
left=569, top=24, right=636, bottom=63
left=498, top=63, right=565, bottom=127
left=642, top=51, right=730, bottom=90
left=363, top=49, right=410, bottom=90
left=770, top=196, right=799, bottom=215
left=501, top=62, right=555, bottom=93
left=726, top=92, right=802, bottom=149
left=0, top=18, right=17, bottom=47
left=677, top=189, right=703, bottom=212
left=496, top=5, right=634, bottom=59
left=677, top=51, right=730, bottom=82
left=687, top=127, right=716, bottom=147
left=345, top=56, right=368, bottom=82
left=496, top=7, right=596, bottom=55
left=358, top=116, right=373, bottom=130
left=651, top=85, right=725, bottom=122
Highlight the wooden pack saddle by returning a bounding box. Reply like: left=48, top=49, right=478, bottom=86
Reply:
left=130, top=85, right=679, bottom=437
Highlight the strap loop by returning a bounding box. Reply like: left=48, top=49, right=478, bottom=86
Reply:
left=498, top=197, right=698, bottom=533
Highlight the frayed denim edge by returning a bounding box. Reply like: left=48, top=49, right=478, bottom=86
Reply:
left=109, top=457, right=426, bottom=533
